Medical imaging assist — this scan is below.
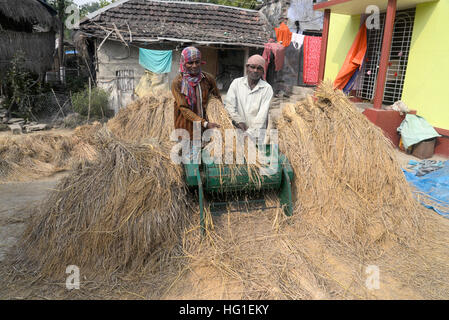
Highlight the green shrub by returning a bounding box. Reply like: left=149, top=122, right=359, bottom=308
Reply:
left=1, top=51, right=46, bottom=119
left=66, top=74, right=89, bottom=94
left=71, top=86, right=109, bottom=118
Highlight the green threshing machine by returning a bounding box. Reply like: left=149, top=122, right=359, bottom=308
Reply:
left=184, top=145, right=294, bottom=234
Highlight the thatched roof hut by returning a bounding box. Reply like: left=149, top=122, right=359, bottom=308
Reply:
left=0, top=0, right=58, bottom=77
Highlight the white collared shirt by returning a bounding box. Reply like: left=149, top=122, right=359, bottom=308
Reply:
left=224, top=76, right=273, bottom=138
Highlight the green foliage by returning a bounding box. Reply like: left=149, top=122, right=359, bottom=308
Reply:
left=66, top=74, right=89, bottom=94
left=80, top=0, right=116, bottom=17
left=71, top=86, right=109, bottom=118
left=1, top=51, right=46, bottom=119
left=48, top=0, right=75, bottom=18
left=79, top=2, right=101, bottom=17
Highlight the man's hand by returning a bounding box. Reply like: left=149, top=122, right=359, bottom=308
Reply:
left=238, top=122, right=248, bottom=131
left=207, top=122, right=221, bottom=129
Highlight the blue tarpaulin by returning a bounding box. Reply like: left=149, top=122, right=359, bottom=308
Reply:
left=139, top=48, right=172, bottom=74
left=403, top=160, right=449, bottom=218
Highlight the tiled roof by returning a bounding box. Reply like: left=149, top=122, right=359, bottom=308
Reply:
left=79, top=0, right=271, bottom=47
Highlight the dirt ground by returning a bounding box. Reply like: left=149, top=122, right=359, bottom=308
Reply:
left=0, top=172, right=68, bottom=263
left=0, top=128, right=74, bottom=138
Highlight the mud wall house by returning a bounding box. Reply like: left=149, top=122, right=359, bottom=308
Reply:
left=76, top=0, right=272, bottom=114
left=0, top=0, right=58, bottom=83
left=314, top=0, right=449, bottom=157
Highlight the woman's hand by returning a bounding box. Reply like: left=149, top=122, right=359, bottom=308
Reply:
left=207, top=122, right=221, bottom=129
left=238, top=122, right=248, bottom=132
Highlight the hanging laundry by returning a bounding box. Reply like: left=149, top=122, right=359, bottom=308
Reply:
left=303, top=35, right=321, bottom=85
left=275, top=22, right=292, bottom=47
left=333, top=24, right=367, bottom=90
left=291, top=33, right=305, bottom=50
left=139, top=48, right=172, bottom=74
left=262, top=42, right=286, bottom=80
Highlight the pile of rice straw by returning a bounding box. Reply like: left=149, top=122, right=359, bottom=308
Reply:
left=0, top=91, right=173, bottom=183
left=0, top=132, right=96, bottom=182
left=275, top=81, right=425, bottom=254
left=3, top=92, right=194, bottom=281
left=163, top=81, right=449, bottom=300
left=107, top=91, right=174, bottom=144
left=205, top=97, right=264, bottom=186
left=14, top=127, right=192, bottom=279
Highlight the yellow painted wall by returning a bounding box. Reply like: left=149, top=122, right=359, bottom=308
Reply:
left=401, top=0, right=449, bottom=129
left=324, top=13, right=361, bottom=81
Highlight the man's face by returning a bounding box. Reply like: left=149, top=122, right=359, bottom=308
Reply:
left=185, top=59, right=201, bottom=75
left=246, top=64, right=264, bottom=81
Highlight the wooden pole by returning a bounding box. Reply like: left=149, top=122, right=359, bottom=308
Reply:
left=243, top=47, right=249, bottom=76
left=318, top=9, right=331, bottom=83
left=88, top=77, right=91, bottom=122
left=57, top=0, right=64, bottom=81
left=373, top=0, right=397, bottom=109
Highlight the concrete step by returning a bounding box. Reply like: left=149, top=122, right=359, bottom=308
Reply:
left=8, top=124, right=22, bottom=135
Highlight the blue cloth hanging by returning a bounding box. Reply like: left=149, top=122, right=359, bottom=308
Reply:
left=139, top=48, right=172, bottom=74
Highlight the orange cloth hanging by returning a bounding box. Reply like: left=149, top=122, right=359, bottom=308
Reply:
left=275, top=22, right=292, bottom=47
left=333, top=24, right=367, bottom=90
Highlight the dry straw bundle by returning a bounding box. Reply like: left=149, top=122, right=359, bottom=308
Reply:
left=205, top=97, right=263, bottom=186
left=0, top=92, right=174, bottom=183
left=15, top=127, right=192, bottom=279
left=107, top=91, right=174, bottom=144
left=0, top=133, right=80, bottom=182
left=0, top=127, right=101, bottom=183
left=276, top=81, right=424, bottom=254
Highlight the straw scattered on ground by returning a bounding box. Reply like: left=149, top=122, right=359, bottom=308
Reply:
left=0, top=132, right=94, bottom=182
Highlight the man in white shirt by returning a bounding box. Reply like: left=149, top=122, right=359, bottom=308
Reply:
left=224, top=54, right=273, bottom=142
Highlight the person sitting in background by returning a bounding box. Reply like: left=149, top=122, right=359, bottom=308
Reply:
left=224, top=54, right=273, bottom=142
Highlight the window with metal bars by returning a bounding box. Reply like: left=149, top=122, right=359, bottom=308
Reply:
left=356, top=8, right=415, bottom=105
left=116, top=70, right=134, bottom=92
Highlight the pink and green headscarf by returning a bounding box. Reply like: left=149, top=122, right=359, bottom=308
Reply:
left=180, top=46, right=204, bottom=109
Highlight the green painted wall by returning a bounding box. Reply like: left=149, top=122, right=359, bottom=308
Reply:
left=402, top=0, right=449, bottom=129
left=324, top=13, right=360, bottom=81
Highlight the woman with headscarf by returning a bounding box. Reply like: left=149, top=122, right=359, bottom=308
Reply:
left=171, top=46, right=221, bottom=140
